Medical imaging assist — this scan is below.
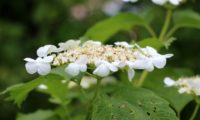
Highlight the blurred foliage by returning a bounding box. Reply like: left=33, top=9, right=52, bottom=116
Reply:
left=0, top=0, right=200, bottom=120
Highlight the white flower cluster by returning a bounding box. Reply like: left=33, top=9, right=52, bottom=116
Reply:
left=123, top=0, right=183, bottom=6
left=24, top=40, right=172, bottom=81
left=164, top=76, right=200, bottom=96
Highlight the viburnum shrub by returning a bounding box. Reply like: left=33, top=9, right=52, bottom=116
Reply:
left=2, top=0, right=200, bottom=120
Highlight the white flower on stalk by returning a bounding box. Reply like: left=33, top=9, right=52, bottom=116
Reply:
left=152, top=0, right=182, bottom=6
left=65, top=56, right=88, bottom=77
left=114, top=41, right=133, bottom=48
left=58, top=40, right=80, bottom=51
left=164, top=76, right=200, bottom=96
left=136, top=46, right=173, bottom=70
left=123, top=0, right=138, bottom=3
left=37, top=45, right=57, bottom=57
left=82, top=40, right=101, bottom=47
left=93, top=60, right=118, bottom=77
left=24, top=56, right=54, bottom=75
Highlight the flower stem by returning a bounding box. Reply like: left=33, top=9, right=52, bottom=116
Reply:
left=85, top=78, right=101, bottom=119
left=159, top=9, right=173, bottom=41
left=189, top=103, right=200, bottom=120
left=136, top=70, right=148, bottom=87
left=145, top=25, right=157, bottom=38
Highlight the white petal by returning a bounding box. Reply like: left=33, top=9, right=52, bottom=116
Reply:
left=151, top=56, right=166, bottom=69
left=178, top=87, right=188, bottom=94
left=48, top=45, right=58, bottom=53
left=24, top=58, right=35, bottom=62
left=112, top=61, right=126, bottom=68
left=65, top=63, right=80, bottom=76
left=79, top=64, right=87, bottom=72
left=37, top=45, right=55, bottom=57
left=152, top=0, right=167, bottom=5
left=131, top=59, right=154, bottom=72
left=93, top=64, right=110, bottom=77
left=82, top=40, right=101, bottom=47
left=43, top=56, right=54, bottom=63
left=58, top=40, right=80, bottom=51
left=25, top=62, right=37, bottom=74
left=164, top=54, right=173, bottom=58
left=114, top=41, right=133, bottom=48
left=164, top=77, right=175, bottom=87
left=146, top=46, right=158, bottom=56
left=106, top=62, right=118, bottom=72
left=76, top=55, right=88, bottom=64
left=37, top=63, right=51, bottom=75
left=169, top=0, right=180, bottom=5
left=128, top=67, right=135, bottom=82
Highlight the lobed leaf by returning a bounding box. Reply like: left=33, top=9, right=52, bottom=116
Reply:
left=1, top=74, right=67, bottom=107
left=91, top=84, right=178, bottom=120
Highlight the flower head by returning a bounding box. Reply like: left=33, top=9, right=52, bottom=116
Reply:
left=164, top=76, right=200, bottom=96
left=25, top=40, right=172, bottom=82
left=24, top=56, right=53, bottom=75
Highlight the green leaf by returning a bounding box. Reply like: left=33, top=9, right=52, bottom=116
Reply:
left=17, top=110, right=55, bottom=120
left=1, top=74, right=65, bottom=107
left=39, top=78, right=69, bottom=105
left=84, top=13, right=148, bottom=42
left=143, top=67, right=193, bottom=114
left=91, top=85, right=178, bottom=120
left=137, top=38, right=162, bottom=50
left=173, top=10, right=200, bottom=29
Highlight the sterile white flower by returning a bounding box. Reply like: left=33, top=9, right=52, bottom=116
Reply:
left=164, top=77, right=176, bottom=87
left=24, top=56, right=54, bottom=75
left=114, top=41, right=133, bottom=48
left=123, top=0, right=138, bottom=3
left=93, top=60, right=118, bottom=77
left=38, top=84, right=48, bottom=90
left=152, top=0, right=182, bottom=6
left=112, top=61, right=136, bottom=81
left=37, top=45, right=57, bottom=57
left=65, top=56, right=88, bottom=76
left=139, top=46, right=173, bottom=70
left=82, top=40, right=101, bottom=47
left=58, top=40, right=80, bottom=51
